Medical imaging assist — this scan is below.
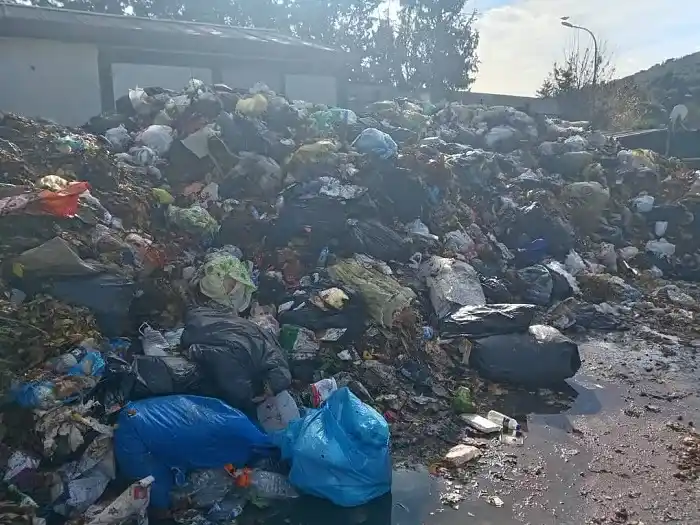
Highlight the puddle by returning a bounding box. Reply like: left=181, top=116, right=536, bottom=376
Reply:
left=247, top=467, right=516, bottom=525
left=251, top=376, right=626, bottom=525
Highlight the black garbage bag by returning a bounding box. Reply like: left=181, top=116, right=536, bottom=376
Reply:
left=48, top=275, right=136, bottom=337
left=516, top=265, right=553, bottom=306
left=502, top=203, right=574, bottom=258
left=441, top=304, right=537, bottom=339
left=278, top=288, right=367, bottom=342
left=95, top=354, right=209, bottom=410
left=131, top=355, right=207, bottom=399
left=480, top=277, right=513, bottom=303
left=345, top=219, right=409, bottom=261
left=271, top=197, right=348, bottom=248
left=181, top=308, right=292, bottom=411
left=361, top=166, right=431, bottom=223
left=217, top=112, right=273, bottom=156
left=469, top=325, right=581, bottom=385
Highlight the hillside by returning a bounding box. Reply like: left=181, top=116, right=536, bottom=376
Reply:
left=619, top=50, right=700, bottom=126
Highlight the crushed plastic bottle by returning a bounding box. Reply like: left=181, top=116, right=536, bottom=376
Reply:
left=173, top=469, right=234, bottom=509
left=139, top=323, right=170, bottom=357
left=206, top=493, right=246, bottom=522
left=487, top=410, right=519, bottom=431
left=227, top=467, right=299, bottom=500
left=500, top=424, right=525, bottom=446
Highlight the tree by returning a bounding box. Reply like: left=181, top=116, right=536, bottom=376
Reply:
left=538, top=42, right=652, bottom=130
left=395, top=0, right=479, bottom=96
left=281, top=0, right=385, bottom=84
left=20, top=0, right=480, bottom=94
left=538, top=42, right=614, bottom=97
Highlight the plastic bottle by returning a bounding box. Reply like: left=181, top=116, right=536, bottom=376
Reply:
left=487, top=410, right=519, bottom=431
left=206, top=493, right=246, bottom=522
left=183, top=469, right=235, bottom=509
left=317, top=246, right=330, bottom=268
left=500, top=424, right=525, bottom=446
left=139, top=323, right=170, bottom=357
left=229, top=468, right=299, bottom=500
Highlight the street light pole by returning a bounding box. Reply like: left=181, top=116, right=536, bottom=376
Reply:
left=561, top=18, right=599, bottom=118
left=561, top=20, right=599, bottom=88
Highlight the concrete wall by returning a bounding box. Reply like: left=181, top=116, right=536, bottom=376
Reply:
left=112, top=63, right=212, bottom=99
left=285, top=74, right=337, bottom=105
left=222, top=66, right=283, bottom=93
left=455, top=91, right=559, bottom=115
left=347, top=83, right=561, bottom=115
left=0, top=36, right=339, bottom=125
left=0, top=37, right=101, bottom=126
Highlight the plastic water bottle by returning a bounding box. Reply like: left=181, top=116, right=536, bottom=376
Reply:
left=249, top=470, right=299, bottom=500
left=317, top=246, right=330, bottom=268
left=487, top=410, right=519, bottom=431
left=139, top=323, right=170, bottom=357
left=230, top=468, right=299, bottom=500
left=500, top=424, right=525, bottom=447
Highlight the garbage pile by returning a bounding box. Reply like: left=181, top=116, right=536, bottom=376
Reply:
left=2, top=78, right=700, bottom=522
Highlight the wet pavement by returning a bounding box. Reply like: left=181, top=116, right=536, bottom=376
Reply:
left=249, top=333, right=700, bottom=525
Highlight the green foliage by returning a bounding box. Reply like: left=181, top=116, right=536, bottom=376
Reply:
left=617, top=51, right=700, bottom=128
left=25, top=0, right=479, bottom=91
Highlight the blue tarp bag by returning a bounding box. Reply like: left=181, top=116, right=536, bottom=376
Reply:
left=274, top=387, right=391, bottom=507
left=353, top=128, right=398, bottom=159
left=114, top=395, right=276, bottom=509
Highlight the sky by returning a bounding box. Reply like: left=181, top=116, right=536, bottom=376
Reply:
left=470, top=0, right=700, bottom=96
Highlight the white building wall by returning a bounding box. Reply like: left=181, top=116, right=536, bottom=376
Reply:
left=0, top=37, right=101, bottom=127
left=285, top=74, right=337, bottom=105
left=221, top=66, right=283, bottom=93
left=111, top=63, right=213, bottom=99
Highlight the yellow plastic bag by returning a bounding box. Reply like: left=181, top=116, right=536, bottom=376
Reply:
left=151, top=188, right=174, bottom=205
left=236, top=94, right=269, bottom=117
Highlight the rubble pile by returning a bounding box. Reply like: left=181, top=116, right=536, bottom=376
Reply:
left=1, top=79, right=700, bottom=523
left=676, top=433, right=700, bottom=481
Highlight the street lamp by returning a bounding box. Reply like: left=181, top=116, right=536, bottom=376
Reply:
left=560, top=17, right=599, bottom=89
left=561, top=16, right=599, bottom=118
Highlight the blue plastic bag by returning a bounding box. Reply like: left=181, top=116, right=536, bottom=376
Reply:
left=353, top=128, right=398, bottom=159
left=114, top=395, right=276, bottom=509
left=12, top=351, right=105, bottom=408
left=274, top=387, right=391, bottom=507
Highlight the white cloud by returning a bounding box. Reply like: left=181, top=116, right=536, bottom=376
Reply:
left=471, top=0, right=700, bottom=96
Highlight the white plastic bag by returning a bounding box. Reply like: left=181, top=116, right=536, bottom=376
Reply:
left=85, top=476, right=153, bottom=525
left=632, top=195, right=654, bottom=213
left=105, top=125, right=131, bottom=152
left=444, top=230, right=476, bottom=255
left=646, top=238, right=676, bottom=258
left=565, top=250, right=586, bottom=276
left=598, top=242, right=618, bottom=272
left=256, top=391, right=300, bottom=432
left=128, top=88, right=151, bottom=116
left=136, top=125, right=173, bottom=156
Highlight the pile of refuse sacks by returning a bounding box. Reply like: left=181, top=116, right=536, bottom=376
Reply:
left=2, top=78, right=700, bottom=523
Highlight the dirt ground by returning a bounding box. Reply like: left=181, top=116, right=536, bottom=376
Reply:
left=424, top=332, right=700, bottom=525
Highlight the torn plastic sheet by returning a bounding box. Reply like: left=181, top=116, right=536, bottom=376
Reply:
left=317, top=176, right=368, bottom=200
